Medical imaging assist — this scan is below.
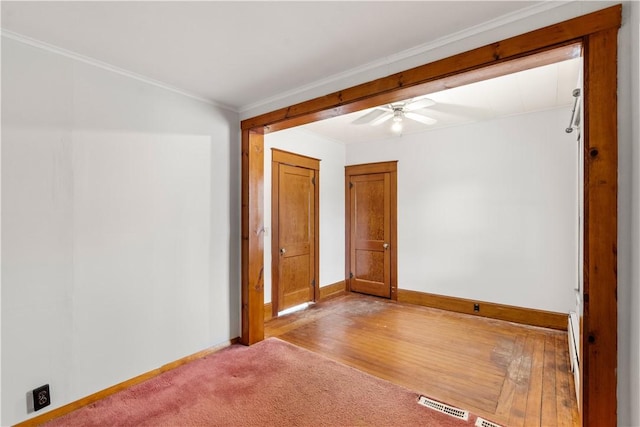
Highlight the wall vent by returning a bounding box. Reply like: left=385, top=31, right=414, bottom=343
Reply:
left=417, top=395, right=469, bottom=420
left=475, top=417, right=502, bottom=427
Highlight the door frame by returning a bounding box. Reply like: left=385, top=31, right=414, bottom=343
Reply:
left=345, top=161, right=398, bottom=300
left=241, top=6, right=620, bottom=427
left=271, top=149, right=320, bottom=317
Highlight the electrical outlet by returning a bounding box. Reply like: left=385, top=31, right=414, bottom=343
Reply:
left=473, top=303, right=480, bottom=312
left=32, top=384, right=51, bottom=411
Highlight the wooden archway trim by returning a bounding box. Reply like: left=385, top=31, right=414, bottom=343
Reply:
left=240, top=6, right=619, bottom=133
left=241, top=5, right=621, bottom=427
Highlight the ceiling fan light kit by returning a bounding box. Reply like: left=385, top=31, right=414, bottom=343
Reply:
left=391, top=109, right=404, bottom=133
left=353, top=96, right=438, bottom=134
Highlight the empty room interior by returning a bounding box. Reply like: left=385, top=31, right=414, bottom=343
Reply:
left=263, top=54, right=584, bottom=426
left=1, top=2, right=638, bottom=427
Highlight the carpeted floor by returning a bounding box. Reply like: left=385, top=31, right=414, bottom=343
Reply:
left=45, top=338, right=487, bottom=426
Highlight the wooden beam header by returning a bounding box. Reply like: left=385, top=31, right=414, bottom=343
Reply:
left=241, top=5, right=620, bottom=133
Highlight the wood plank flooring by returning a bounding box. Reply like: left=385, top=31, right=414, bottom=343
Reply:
left=265, top=293, right=579, bottom=427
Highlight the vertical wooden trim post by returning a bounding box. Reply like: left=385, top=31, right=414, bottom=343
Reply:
left=581, top=27, right=618, bottom=426
left=241, top=129, right=265, bottom=345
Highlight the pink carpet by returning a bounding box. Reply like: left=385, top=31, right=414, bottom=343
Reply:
left=45, top=338, right=485, bottom=426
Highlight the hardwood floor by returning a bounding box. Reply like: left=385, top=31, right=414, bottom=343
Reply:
left=265, top=293, right=579, bottom=427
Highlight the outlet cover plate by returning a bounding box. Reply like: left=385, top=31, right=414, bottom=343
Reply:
left=32, top=384, right=51, bottom=411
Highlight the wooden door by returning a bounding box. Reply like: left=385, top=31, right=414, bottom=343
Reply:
left=272, top=150, right=319, bottom=315
left=346, top=162, right=397, bottom=299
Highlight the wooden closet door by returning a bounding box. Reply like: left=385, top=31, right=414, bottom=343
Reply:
left=349, top=173, right=391, bottom=298
left=275, top=164, right=316, bottom=311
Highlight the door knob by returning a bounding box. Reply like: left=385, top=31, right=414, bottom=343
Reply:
left=280, top=247, right=286, bottom=255
left=383, top=243, right=389, bottom=250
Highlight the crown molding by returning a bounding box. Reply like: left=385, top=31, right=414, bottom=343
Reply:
left=1, top=28, right=238, bottom=113
left=238, top=0, right=573, bottom=115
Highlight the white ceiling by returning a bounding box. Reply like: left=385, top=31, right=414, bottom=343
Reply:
left=301, top=57, right=581, bottom=144
left=1, top=1, right=546, bottom=112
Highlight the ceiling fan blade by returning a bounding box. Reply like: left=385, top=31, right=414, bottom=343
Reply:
left=405, top=112, right=437, bottom=125
left=405, top=98, right=436, bottom=111
left=370, top=112, right=394, bottom=126
left=351, top=109, right=388, bottom=125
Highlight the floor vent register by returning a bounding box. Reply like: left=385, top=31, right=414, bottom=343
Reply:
left=417, top=395, right=469, bottom=421
left=475, top=416, right=502, bottom=427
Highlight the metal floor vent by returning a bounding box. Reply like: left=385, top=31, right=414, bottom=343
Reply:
left=417, top=396, right=469, bottom=421
left=475, top=417, right=502, bottom=427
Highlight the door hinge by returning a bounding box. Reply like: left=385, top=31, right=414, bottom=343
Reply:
left=349, top=182, right=353, bottom=189
left=349, top=272, right=354, bottom=279
left=311, top=278, right=315, bottom=286
left=311, top=176, right=315, bottom=185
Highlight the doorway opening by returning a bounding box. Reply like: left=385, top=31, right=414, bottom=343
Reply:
left=241, top=7, right=620, bottom=426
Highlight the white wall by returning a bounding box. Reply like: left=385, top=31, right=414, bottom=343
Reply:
left=621, top=2, right=640, bottom=426
left=633, top=1, right=640, bottom=422
left=1, top=37, right=240, bottom=425
left=263, top=128, right=345, bottom=305
left=347, top=108, right=577, bottom=314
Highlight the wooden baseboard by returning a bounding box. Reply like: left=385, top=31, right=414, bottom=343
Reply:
left=15, top=337, right=240, bottom=427
left=397, top=289, right=567, bottom=331
left=319, top=280, right=346, bottom=300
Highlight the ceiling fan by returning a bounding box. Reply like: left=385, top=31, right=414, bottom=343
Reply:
left=352, top=96, right=438, bottom=133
